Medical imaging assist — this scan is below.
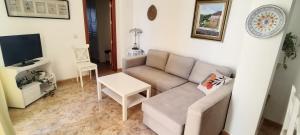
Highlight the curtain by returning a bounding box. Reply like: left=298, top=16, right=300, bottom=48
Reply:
left=0, top=81, right=15, bottom=135
left=86, top=0, right=99, bottom=63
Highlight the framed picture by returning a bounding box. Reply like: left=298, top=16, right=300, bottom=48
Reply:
left=191, top=0, right=231, bottom=41
left=4, top=0, right=70, bottom=19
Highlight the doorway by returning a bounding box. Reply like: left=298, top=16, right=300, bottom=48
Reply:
left=82, top=0, right=117, bottom=72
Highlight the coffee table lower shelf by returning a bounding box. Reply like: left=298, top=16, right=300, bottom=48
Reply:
left=102, top=88, right=147, bottom=108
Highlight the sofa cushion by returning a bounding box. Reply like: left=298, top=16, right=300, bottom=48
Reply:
left=146, top=49, right=169, bottom=70
left=188, top=60, right=233, bottom=84
left=142, top=82, right=205, bottom=135
left=124, top=65, right=187, bottom=92
left=165, top=54, right=195, bottom=79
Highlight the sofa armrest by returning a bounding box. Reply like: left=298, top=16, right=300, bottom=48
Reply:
left=184, top=82, right=234, bottom=135
left=122, top=55, right=147, bottom=70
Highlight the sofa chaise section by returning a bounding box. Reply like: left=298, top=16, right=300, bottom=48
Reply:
left=184, top=82, right=233, bottom=135
left=142, top=82, right=205, bottom=135
left=143, top=82, right=233, bottom=135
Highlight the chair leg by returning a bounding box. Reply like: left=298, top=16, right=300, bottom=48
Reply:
left=76, top=70, right=79, bottom=82
left=79, top=70, right=83, bottom=88
left=89, top=70, right=92, bottom=80
left=95, top=68, right=99, bottom=80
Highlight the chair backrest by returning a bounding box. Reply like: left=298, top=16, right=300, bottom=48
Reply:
left=281, top=85, right=300, bottom=135
left=72, top=45, right=91, bottom=63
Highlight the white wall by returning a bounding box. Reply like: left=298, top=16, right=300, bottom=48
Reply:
left=0, top=0, right=86, bottom=80
left=116, top=0, right=133, bottom=69
left=225, top=0, right=295, bottom=134
left=294, top=60, right=300, bottom=96
left=263, top=64, right=295, bottom=124
left=263, top=0, right=300, bottom=124
left=0, top=0, right=132, bottom=80
left=132, top=0, right=252, bottom=70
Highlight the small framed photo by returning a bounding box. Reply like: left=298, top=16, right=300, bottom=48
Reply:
left=191, top=0, right=231, bottom=41
left=4, top=0, right=70, bottom=20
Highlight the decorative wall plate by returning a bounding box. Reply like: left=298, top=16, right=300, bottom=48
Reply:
left=246, top=5, right=286, bottom=38
left=147, top=5, right=157, bottom=21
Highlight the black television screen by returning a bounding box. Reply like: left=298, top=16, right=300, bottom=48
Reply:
left=0, top=34, right=43, bottom=66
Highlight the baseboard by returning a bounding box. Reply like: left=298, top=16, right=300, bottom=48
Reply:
left=57, top=75, right=89, bottom=84
left=57, top=69, right=122, bottom=84
left=57, top=77, right=76, bottom=85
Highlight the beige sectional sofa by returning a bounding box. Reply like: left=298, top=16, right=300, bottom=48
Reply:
left=123, top=49, right=234, bottom=135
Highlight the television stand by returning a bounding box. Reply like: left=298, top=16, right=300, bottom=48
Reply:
left=0, top=58, right=57, bottom=108
left=19, top=61, right=34, bottom=67
left=17, top=59, right=40, bottom=67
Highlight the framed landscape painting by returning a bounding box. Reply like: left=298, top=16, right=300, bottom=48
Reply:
left=191, top=0, right=231, bottom=41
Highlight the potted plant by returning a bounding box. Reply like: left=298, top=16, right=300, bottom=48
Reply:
left=282, top=32, right=298, bottom=69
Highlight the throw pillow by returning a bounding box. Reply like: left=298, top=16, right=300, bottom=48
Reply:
left=197, top=71, right=232, bottom=95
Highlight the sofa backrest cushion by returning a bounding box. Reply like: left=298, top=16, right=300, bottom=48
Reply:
left=146, top=49, right=169, bottom=70
left=188, top=60, right=233, bottom=84
left=165, top=54, right=195, bottom=79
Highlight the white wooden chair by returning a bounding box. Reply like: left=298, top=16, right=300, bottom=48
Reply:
left=72, top=45, right=98, bottom=88
left=281, top=85, right=300, bottom=135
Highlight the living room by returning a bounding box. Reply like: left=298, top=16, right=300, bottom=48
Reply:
left=0, top=0, right=300, bottom=135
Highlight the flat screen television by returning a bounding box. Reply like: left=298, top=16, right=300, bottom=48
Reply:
left=0, top=34, right=43, bottom=67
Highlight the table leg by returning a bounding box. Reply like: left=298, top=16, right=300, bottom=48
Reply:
left=89, top=71, right=92, bottom=80
left=97, top=82, right=102, bottom=101
left=76, top=70, right=79, bottom=82
left=122, top=97, right=127, bottom=121
left=95, top=68, right=99, bottom=80
left=147, top=87, right=151, bottom=98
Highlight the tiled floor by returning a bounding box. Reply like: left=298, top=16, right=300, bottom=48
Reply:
left=258, top=119, right=282, bottom=135
left=9, top=75, right=156, bottom=135
left=94, top=63, right=115, bottom=77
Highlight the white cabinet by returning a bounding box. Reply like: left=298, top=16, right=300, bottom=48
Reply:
left=0, top=58, right=56, bottom=108
left=22, top=82, right=42, bottom=106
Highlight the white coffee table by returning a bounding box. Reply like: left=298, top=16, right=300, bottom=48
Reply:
left=97, top=73, right=151, bottom=121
